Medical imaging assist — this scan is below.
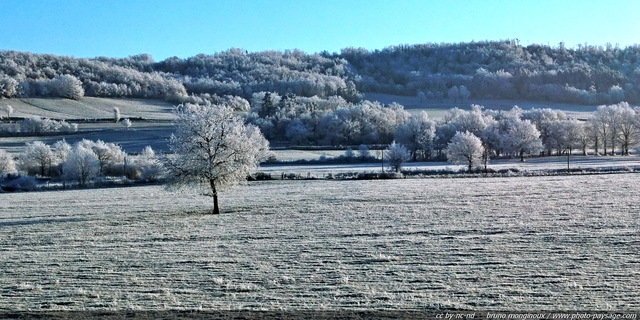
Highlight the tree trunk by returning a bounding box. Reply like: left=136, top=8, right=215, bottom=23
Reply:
left=483, top=149, right=489, bottom=175
left=209, top=179, right=220, bottom=214
left=567, top=147, right=571, bottom=174
left=519, top=150, right=525, bottom=162
left=611, top=137, right=615, bottom=156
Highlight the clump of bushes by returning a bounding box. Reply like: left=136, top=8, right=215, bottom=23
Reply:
left=2, top=116, right=78, bottom=134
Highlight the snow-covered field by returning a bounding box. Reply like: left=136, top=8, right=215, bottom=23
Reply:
left=0, top=124, right=174, bottom=154
left=261, top=154, right=640, bottom=177
left=2, top=97, right=175, bottom=121
left=1, top=175, right=638, bottom=310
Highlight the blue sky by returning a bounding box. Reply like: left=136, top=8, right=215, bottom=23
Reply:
left=0, top=0, right=638, bottom=61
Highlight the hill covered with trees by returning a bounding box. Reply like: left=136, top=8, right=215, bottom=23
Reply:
left=0, top=49, right=359, bottom=105
left=339, top=40, right=640, bottom=105
left=1, top=40, right=639, bottom=106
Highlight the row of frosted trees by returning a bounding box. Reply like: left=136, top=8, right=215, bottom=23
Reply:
left=243, top=90, right=640, bottom=160
left=0, top=140, right=161, bottom=189
left=393, top=102, right=640, bottom=167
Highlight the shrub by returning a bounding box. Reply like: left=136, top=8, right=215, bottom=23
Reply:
left=1, top=175, right=37, bottom=192
left=10, top=116, right=78, bottom=134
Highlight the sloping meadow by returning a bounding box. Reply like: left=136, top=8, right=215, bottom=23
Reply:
left=0, top=175, right=638, bottom=310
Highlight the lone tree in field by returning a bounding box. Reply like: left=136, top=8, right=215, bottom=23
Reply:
left=163, top=104, right=270, bottom=214
left=113, top=107, right=121, bottom=123
left=445, top=131, right=484, bottom=172
left=3, top=105, right=13, bottom=120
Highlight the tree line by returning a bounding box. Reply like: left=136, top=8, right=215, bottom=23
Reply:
left=0, top=139, right=161, bottom=190
left=398, top=102, right=640, bottom=164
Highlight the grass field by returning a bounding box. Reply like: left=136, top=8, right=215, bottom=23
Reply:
left=1, top=97, right=175, bottom=121
left=0, top=98, right=176, bottom=154
left=1, top=175, right=638, bottom=310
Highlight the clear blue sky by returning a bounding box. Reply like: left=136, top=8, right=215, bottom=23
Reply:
left=0, top=0, right=638, bottom=61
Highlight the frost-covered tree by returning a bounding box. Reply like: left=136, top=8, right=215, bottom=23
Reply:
left=447, top=86, right=459, bottom=103
left=284, top=118, right=311, bottom=144
left=113, top=107, right=121, bottom=123
left=0, top=149, right=17, bottom=177
left=3, top=105, right=13, bottom=119
left=52, top=139, right=72, bottom=163
left=394, top=111, right=436, bottom=160
left=135, top=146, right=162, bottom=182
left=344, top=148, right=355, bottom=162
left=549, top=120, right=584, bottom=171
left=501, top=118, right=543, bottom=161
left=445, top=131, right=484, bottom=171
left=17, top=116, right=77, bottom=134
left=358, top=144, right=371, bottom=159
left=19, top=141, right=54, bottom=176
left=77, top=139, right=126, bottom=174
left=51, top=74, right=84, bottom=100
left=163, top=104, right=270, bottom=214
left=459, top=85, right=471, bottom=103
left=591, top=104, right=629, bottom=155
left=615, top=103, right=638, bottom=155
left=0, top=77, right=18, bottom=98
left=385, top=141, right=410, bottom=173
left=51, top=139, right=72, bottom=177
left=590, top=107, right=610, bottom=155
left=521, top=108, right=567, bottom=155
left=122, top=118, right=132, bottom=129
left=63, top=145, right=100, bottom=187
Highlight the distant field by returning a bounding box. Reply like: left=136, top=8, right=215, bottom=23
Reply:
left=0, top=175, right=638, bottom=310
left=0, top=97, right=176, bottom=154
left=0, top=125, right=174, bottom=154
left=1, top=97, right=175, bottom=121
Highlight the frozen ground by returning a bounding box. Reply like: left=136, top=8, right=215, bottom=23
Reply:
left=0, top=97, right=176, bottom=154
left=0, top=175, right=638, bottom=310
left=261, top=154, right=640, bottom=177
left=0, top=124, right=173, bottom=154
left=2, top=97, right=175, bottom=121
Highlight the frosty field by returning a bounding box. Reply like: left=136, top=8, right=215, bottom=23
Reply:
left=0, top=174, right=638, bottom=311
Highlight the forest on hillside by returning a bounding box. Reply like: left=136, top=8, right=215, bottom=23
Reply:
left=339, top=40, right=640, bottom=104
left=1, top=40, right=639, bottom=106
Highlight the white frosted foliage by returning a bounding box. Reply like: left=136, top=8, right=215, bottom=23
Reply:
left=446, top=131, right=484, bottom=171
left=163, top=104, right=270, bottom=214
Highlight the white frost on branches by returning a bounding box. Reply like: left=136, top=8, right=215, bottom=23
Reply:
left=385, top=141, right=410, bottom=173
left=62, top=145, right=100, bottom=187
left=0, top=149, right=16, bottom=177
left=163, top=104, right=270, bottom=214
left=446, top=131, right=484, bottom=171
left=113, top=107, right=121, bottom=123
